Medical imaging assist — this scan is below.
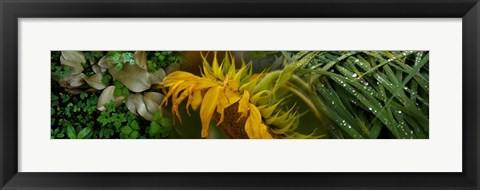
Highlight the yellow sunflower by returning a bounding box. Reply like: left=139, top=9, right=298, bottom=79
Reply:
left=160, top=52, right=314, bottom=139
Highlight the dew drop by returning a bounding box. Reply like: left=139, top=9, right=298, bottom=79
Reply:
left=351, top=73, right=357, bottom=78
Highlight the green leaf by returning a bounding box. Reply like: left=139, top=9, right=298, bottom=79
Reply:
left=122, top=52, right=134, bottom=63
left=130, top=131, right=139, bottom=139
left=114, top=80, right=124, bottom=88
left=121, top=126, right=133, bottom=135
left=149, top=122, right=161, bottom=137
left=152, top=111, right=162, bottom=122
left=158, top=55, right=165, bottom=61
left=56, top=133, right=65, bottom=138
left=101, top=75, right=110, bottom=84
left=122, top=88, right=129, bottom=97
left=114, top=88, right=122, bottom=97
left=67, top=125, right=77, bottom=139
left=77, top=127, right=92, bottom=139
left=126, top=112, right=136, bottom=122
left=99, top=128, right=104, bottom=138
left=130, top=120, right=140, bottom=130
left=272, top=52, right=317, bottom=94
left=103, top=128, right=114, bottom=138
left=61, top=95, right=70, bottom=103
left=159, top=117, right=172, bottom=128
left=115, top=63, right=123, bottom=71
left=300, top=50, right=429, bottom=139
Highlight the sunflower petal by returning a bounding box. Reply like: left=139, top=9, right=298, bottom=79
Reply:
left=191, top=90, right=203, bottom=111
left=245, top=104, right=273, bottom=139
left=259, top=124, right=274, bottom=138
left=199, top=86, right=222, bottom=138
left=216, top=103, right=225, bottom=125
left=226, top=79, right=239, bottom=92
left=162, top=80, right=184, bottom=106
left=162, top=71, right=199, bottom=86
left=221, top=88, right=241, bottom=107
left=172, top=81, right=195, bottom=104
left=184, top=85, right=196, bottom=115
left=238, top=91, right=250, bottom=118
left=192, top=78, right=217, bottom=91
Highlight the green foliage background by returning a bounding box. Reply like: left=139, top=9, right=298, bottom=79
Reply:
left=276, top=51, right=429, bottom=139
left=51, top=51, right=179, bottom=139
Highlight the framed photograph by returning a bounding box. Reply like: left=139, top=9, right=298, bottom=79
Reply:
left=1, top=0, right=478, bottom=189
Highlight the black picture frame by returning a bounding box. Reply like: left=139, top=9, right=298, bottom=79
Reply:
left=1, top=0, right=479, bottom=189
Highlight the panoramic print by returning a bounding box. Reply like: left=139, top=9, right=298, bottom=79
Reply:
left=51, top=51, right=429, bottom=139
